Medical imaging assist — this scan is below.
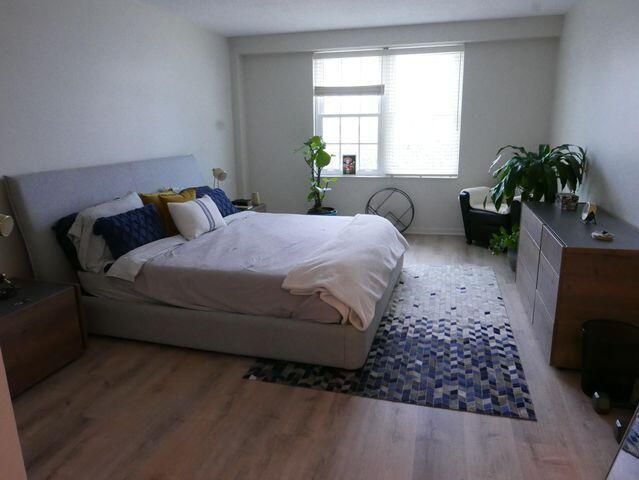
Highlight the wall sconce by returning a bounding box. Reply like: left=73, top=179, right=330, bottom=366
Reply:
left=212, top=168, right=228, bottom=188
left=0, top=214, right=14, bottom=237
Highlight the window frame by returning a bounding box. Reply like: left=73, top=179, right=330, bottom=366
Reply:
left=314, top=95, right=384, bottom=176
left=313, top=44, right=465, bottom=179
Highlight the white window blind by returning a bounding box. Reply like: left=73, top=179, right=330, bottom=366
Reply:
left=313, top=45, right=464, bottom=177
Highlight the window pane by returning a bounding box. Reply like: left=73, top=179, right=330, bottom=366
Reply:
left=360, top=96, right=380, bottom=114
left=322, top=117, right=340, bottom=143
left=340, top=117, right=359, bottom=143
left=359, top=144, right=378, bottom=171
left=325, top=143, right=341, bottom=171
left=360, top=117, right=378, bottom=143
left=322, top=97, right=341, bottom=114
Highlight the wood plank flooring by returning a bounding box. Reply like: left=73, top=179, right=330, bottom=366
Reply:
left=12, top=235, right=621, bottom=479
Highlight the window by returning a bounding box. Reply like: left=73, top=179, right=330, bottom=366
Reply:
left=313, top=45, right=464, bottom=177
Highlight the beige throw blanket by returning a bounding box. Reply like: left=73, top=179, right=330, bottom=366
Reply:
left=282, top=214, right=408, bottom=331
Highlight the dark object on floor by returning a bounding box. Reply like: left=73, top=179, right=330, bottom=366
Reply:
left=0, top=279, right=86, bottom=397
left=581, top=320, right=639, bottom=402
left=365, top=188, right=414, bottom=232
left=593, top=391, right=612, bottom=414
left=307, top=206, right=337, bottom=215
left=244, top=265, right=536, bottom=420
left=615, top=418, right=629, bottom=443
left=459, top=187, right=521, bottom=244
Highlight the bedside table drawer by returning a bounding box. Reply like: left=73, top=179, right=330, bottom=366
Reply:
left=0, top=288, right=84, bottom=397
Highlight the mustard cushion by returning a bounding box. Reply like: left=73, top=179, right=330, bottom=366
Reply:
left=140, top=189, right=195, bottom=235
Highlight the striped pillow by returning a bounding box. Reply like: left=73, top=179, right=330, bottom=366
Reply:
left=166, top=195, right=226, bottom=240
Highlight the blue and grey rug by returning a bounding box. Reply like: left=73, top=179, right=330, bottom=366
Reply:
left=244, top=265, right=536, bottom=420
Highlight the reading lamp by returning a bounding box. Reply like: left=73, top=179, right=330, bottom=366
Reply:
left=212, top=168, right=228, bottom=188
left=0, top=214, right=14, bottom=237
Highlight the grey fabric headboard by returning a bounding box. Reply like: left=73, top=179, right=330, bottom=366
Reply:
left=5, top=155, right=205, bottom=283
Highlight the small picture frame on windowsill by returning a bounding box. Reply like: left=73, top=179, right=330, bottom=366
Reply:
left=342, top=155, right=356, bottom=175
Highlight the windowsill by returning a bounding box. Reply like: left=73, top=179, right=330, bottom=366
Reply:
left=321, top=174, right=459, bottom=180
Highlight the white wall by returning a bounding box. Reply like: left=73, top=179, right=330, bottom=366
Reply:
left=0, top=0, right=235, bottom=278
left=238, top=36, right=558, bottom=233
left=552, top=0, right=639, bottom=227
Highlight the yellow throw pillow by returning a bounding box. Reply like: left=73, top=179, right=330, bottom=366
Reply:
left=140, top=189, right=195, bottom=235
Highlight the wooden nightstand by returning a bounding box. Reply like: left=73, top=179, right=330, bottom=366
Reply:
left=236, top=203, right=266, bottom=213
left=0, top=279, right=86, bottom=397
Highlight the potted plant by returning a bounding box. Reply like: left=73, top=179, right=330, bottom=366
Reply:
left=297, top=135, right=338, bottom=215
left=489, top=226, right=520, bottom=271
left=489, top=144, right=587, bottom=210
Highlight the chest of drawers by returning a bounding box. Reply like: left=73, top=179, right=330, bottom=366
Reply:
left=516, top=202, right=639, bottom=369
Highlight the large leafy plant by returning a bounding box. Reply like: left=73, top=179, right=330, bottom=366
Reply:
left=489, top=144, right=587, bottom=210
left=297, top=135, right=337, bottom=210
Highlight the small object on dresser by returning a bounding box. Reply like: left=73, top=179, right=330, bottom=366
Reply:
left=232, top=198, right=250, bottom=207
left=556, top=193, right=580, bottom=210
left=592, top=230, right=615, bottom=242
left=251, top=192, right=261, bottom=206
left=581, top=202, right=598, bottom=224
left=0, top=274, right=17, bottom=300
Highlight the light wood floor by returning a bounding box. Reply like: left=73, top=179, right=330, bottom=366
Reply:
left=13, top=235, right=620, bottom=480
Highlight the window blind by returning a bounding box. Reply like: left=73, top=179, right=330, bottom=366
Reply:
left=381, top=49, right=463, bottom=176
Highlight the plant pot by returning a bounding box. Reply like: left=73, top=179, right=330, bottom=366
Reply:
left=307, top=207, right=337, bottom=216
left=508, top=249, right=517, bottom=272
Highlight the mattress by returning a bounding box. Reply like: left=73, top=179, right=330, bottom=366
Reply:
left=100, top=211, right=347, bottom=324
left=78, top=270, right=160, bottom=305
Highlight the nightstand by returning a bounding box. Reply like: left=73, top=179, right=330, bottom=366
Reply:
left=236, top=203, right=266, bottom=213
left=0, top=279, right=86, bottom=397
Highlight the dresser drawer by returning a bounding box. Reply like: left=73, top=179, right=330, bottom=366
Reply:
left=516, top=258, right=536, bottom=322
left=521, top=204, right=543, bottom=247
left=532, top=291, right=554, bottom=363
left=518, top=227, right=541, bottom=280
left=540, top=226, right=564, bottom=275
left=537, top=252, right=559, bottom=317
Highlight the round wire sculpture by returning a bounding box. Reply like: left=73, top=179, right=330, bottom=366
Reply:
left=365, top=188, right=415, bottom=233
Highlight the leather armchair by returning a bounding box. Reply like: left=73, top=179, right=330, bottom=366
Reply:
left=459, top=187, right=521, bottom=245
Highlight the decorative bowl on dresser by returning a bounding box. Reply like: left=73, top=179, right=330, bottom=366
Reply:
left=0, top=279, right=86, bottom=397
left=516, top=202, right=639, bottom=369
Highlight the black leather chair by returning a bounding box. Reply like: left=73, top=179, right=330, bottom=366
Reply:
left=459, top=187, right=521, bottom=245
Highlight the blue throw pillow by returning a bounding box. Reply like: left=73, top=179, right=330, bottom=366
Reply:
left=93, top=204, right=166, bottom=259
left=192, top=186, right=238, bottom=217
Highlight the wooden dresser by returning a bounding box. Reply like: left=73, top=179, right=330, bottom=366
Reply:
left=516, top=202, right=639, bottom=369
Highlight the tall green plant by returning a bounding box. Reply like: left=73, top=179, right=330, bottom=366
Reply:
left=489, top=144, right=587, bottom=210
left=296, top=135, right=337, bottom=210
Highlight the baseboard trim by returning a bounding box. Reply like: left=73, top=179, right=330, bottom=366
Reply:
left=406, top=227, right=465, bottom=236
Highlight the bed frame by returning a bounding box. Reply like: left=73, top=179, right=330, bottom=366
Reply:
left=5, top=155, right=402, bottom=369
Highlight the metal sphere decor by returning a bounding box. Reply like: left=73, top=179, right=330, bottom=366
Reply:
left=365, top=188, right=415, bottom=233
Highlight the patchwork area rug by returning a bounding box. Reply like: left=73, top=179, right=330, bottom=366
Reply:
left=244, top=265, right=536, bottom=420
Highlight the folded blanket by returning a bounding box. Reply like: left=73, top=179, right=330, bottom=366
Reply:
left=282, top=214, right=408, bottom=330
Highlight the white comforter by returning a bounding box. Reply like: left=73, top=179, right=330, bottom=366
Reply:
left=282, top=214, right=408, bottom=331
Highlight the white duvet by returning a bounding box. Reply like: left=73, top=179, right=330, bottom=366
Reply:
left=282, top=214, right=408, bottom=331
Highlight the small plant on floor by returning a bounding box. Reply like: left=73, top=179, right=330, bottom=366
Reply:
left=296, top=135, right=337, bottom=215
left=489, top=225, right=519, bottom=255
left=488, top=144, right=587, bottom=210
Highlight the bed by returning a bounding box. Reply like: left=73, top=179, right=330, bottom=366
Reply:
left=5, top=155, right=405, bottom=369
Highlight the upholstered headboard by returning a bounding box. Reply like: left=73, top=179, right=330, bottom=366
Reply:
left=5, top=155, right=204, bottom=283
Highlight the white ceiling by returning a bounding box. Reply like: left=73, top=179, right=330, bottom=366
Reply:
left=141, top=0, right=576, bottom=37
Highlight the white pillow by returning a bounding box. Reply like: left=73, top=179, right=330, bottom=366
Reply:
left=167, top=195, right=226, bottom=240
left=67, top=192, right=143, bottom=273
